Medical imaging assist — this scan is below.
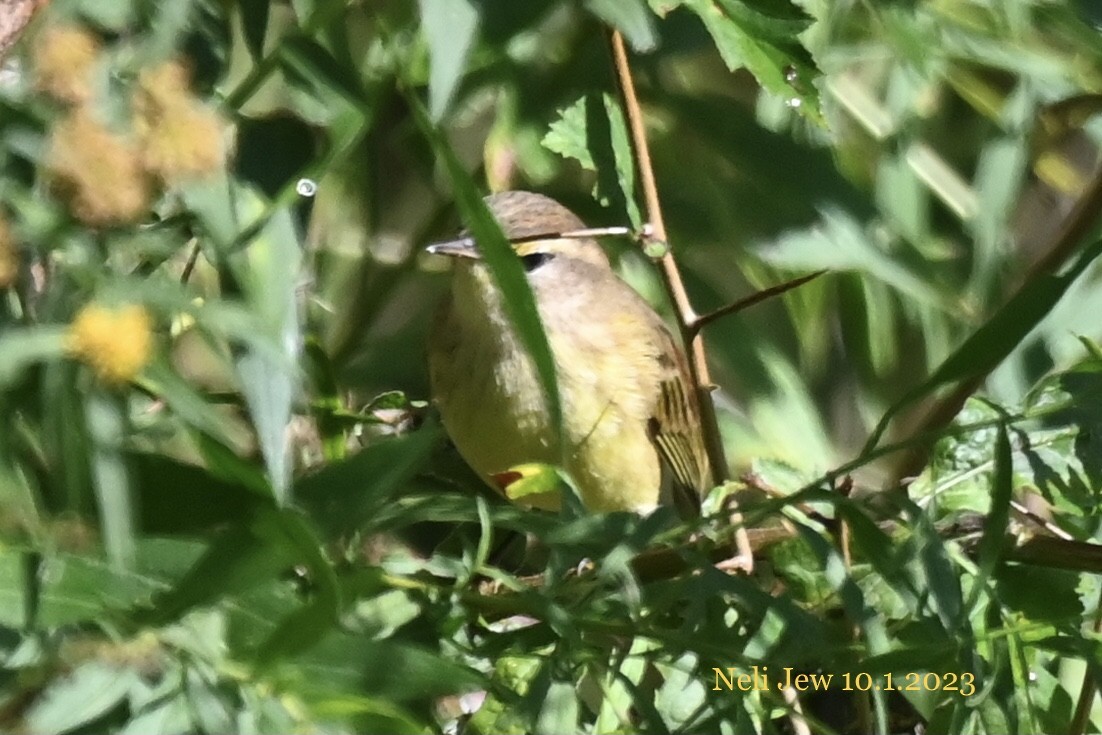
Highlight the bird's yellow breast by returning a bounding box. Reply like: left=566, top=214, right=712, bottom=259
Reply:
left=428, top=261, right=665, bottom=513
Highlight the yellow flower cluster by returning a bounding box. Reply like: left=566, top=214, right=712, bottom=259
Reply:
left=35, top=24, right=226, bottom=226
left=0, top=215, right=16, bottom=288
left=32, top=25, right=101, bottom=104
left=134, top=62, right=226, bottom=184
left=47, top=110, right=151, bottom=226
left=67, top=303, right=154, bottom=385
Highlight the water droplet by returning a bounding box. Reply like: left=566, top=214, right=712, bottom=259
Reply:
left=786, top=97, right=803, bottom=109
left=296, top=178, right=317, bottom=197
left=784, top=66, right=799, bottom=84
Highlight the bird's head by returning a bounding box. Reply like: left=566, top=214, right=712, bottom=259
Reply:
left=426, top=190, right=611, bottom=273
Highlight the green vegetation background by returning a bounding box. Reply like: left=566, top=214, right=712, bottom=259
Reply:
left=2, top=0, right=1102, bottom=732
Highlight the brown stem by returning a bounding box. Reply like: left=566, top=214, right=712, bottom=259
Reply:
left=608, top=30, right=753, bottom=573
left=180, top=240, right=201, bottom=284
left=885, top=161, right=1102, bottom=487
left=689, top=270, right=828, bottom=337
left=470, top=514, right=1102, bottom=618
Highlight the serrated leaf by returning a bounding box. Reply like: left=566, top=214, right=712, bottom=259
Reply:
left=681, top=0, right=820, bottom=117
left=543, top=93, right=640, bottom=226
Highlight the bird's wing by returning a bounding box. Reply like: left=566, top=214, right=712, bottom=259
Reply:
left=647, top=330, right=710, bottom=518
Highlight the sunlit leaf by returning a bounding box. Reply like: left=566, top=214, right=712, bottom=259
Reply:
left=585, top=0, right=658, bottom=52
left=418, top=0, right=480, bottom=120
left=26, top=662, right=138, bottom=735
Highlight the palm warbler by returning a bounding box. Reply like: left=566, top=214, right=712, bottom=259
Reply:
left=427, top=191, right=709, bottom=516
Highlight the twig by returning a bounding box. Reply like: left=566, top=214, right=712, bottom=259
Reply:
left=689, top=270, right=827, bottom=337
left=608, top=30, right=753, bottom=573
left=180, top=240, right=201, bottom=284
left=469, top=511, right=1102, bottom=619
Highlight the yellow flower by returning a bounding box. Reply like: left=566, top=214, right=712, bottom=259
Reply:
left=67, top=303, right=154, bottom=385
left=46, top=110, right=150, bottom=226
left=135, top=61, right=191, bottom=113
left=0, top=216, right=16, bottom=288
left=133, top=61, right=226, bottom=182
left=140, top=102, right=226, bottom=182
left=32, top=25, right=101, bottom=104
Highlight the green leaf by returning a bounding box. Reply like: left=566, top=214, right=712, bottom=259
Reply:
left=26, top=662, right=138, bottom=735
left=0, top=328, right=66, bottom=387
left=995, top=565, right=1084, bottom=623
left=234, top=206, right=302, bottom=506
left=543, top=93, right=641, bottom=227
left=253, top=508, right=339, bottom=664
left=865, top=238, right=1102, bottom=452
left=192, top=430, right=272, bottom=497
left=0, top=540, right=208, bottom=628
left=595, top=638, right=656, bottom=731
left=140, top=360, right=236, bottom=448
left=255, top=597, right=335, bottom=666
left=137, top=507, right=317, bottom=625
left=967, top=417, right=1013, bottom=609
left=757, top=208, right=951, bottom=312
left=418, top=0, right=480, bottom=120
left=681, top=0, right=820, bottom=118
left=183, top=179, right=303, bottom=506
left=585, top=0, right=658, bottom=52
left=408, top=95, right=563, bottom=446
left=239, top=0, right=271, bottom=59
left=119, top=695, right=192, bottom=735
left=295, top=425, right=440, bottom=539
left=534, top=677, right=579, bottom=735
left=130, top=452, right=264, bottom=535
left=279, top=35, right=371, bottom=114
left=655, top=652, right=707, bottom=729
left=353, top=640, right=485, bottom=701
left=85, top=392, right=135, bottom=570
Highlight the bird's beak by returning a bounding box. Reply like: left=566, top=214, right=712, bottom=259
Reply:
left=425, top=236, right=481, bottom=260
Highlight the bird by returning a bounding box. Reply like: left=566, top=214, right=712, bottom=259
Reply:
left=426, top=190, right=709, bottom=517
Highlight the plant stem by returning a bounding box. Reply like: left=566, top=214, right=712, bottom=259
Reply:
left=608, top=30, right=753, bottom=572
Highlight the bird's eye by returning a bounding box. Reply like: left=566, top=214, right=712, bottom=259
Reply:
left=520, top=252, right=552, bottom=272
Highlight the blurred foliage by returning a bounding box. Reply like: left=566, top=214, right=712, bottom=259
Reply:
left=1, top=0, right=1102, bottom=733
